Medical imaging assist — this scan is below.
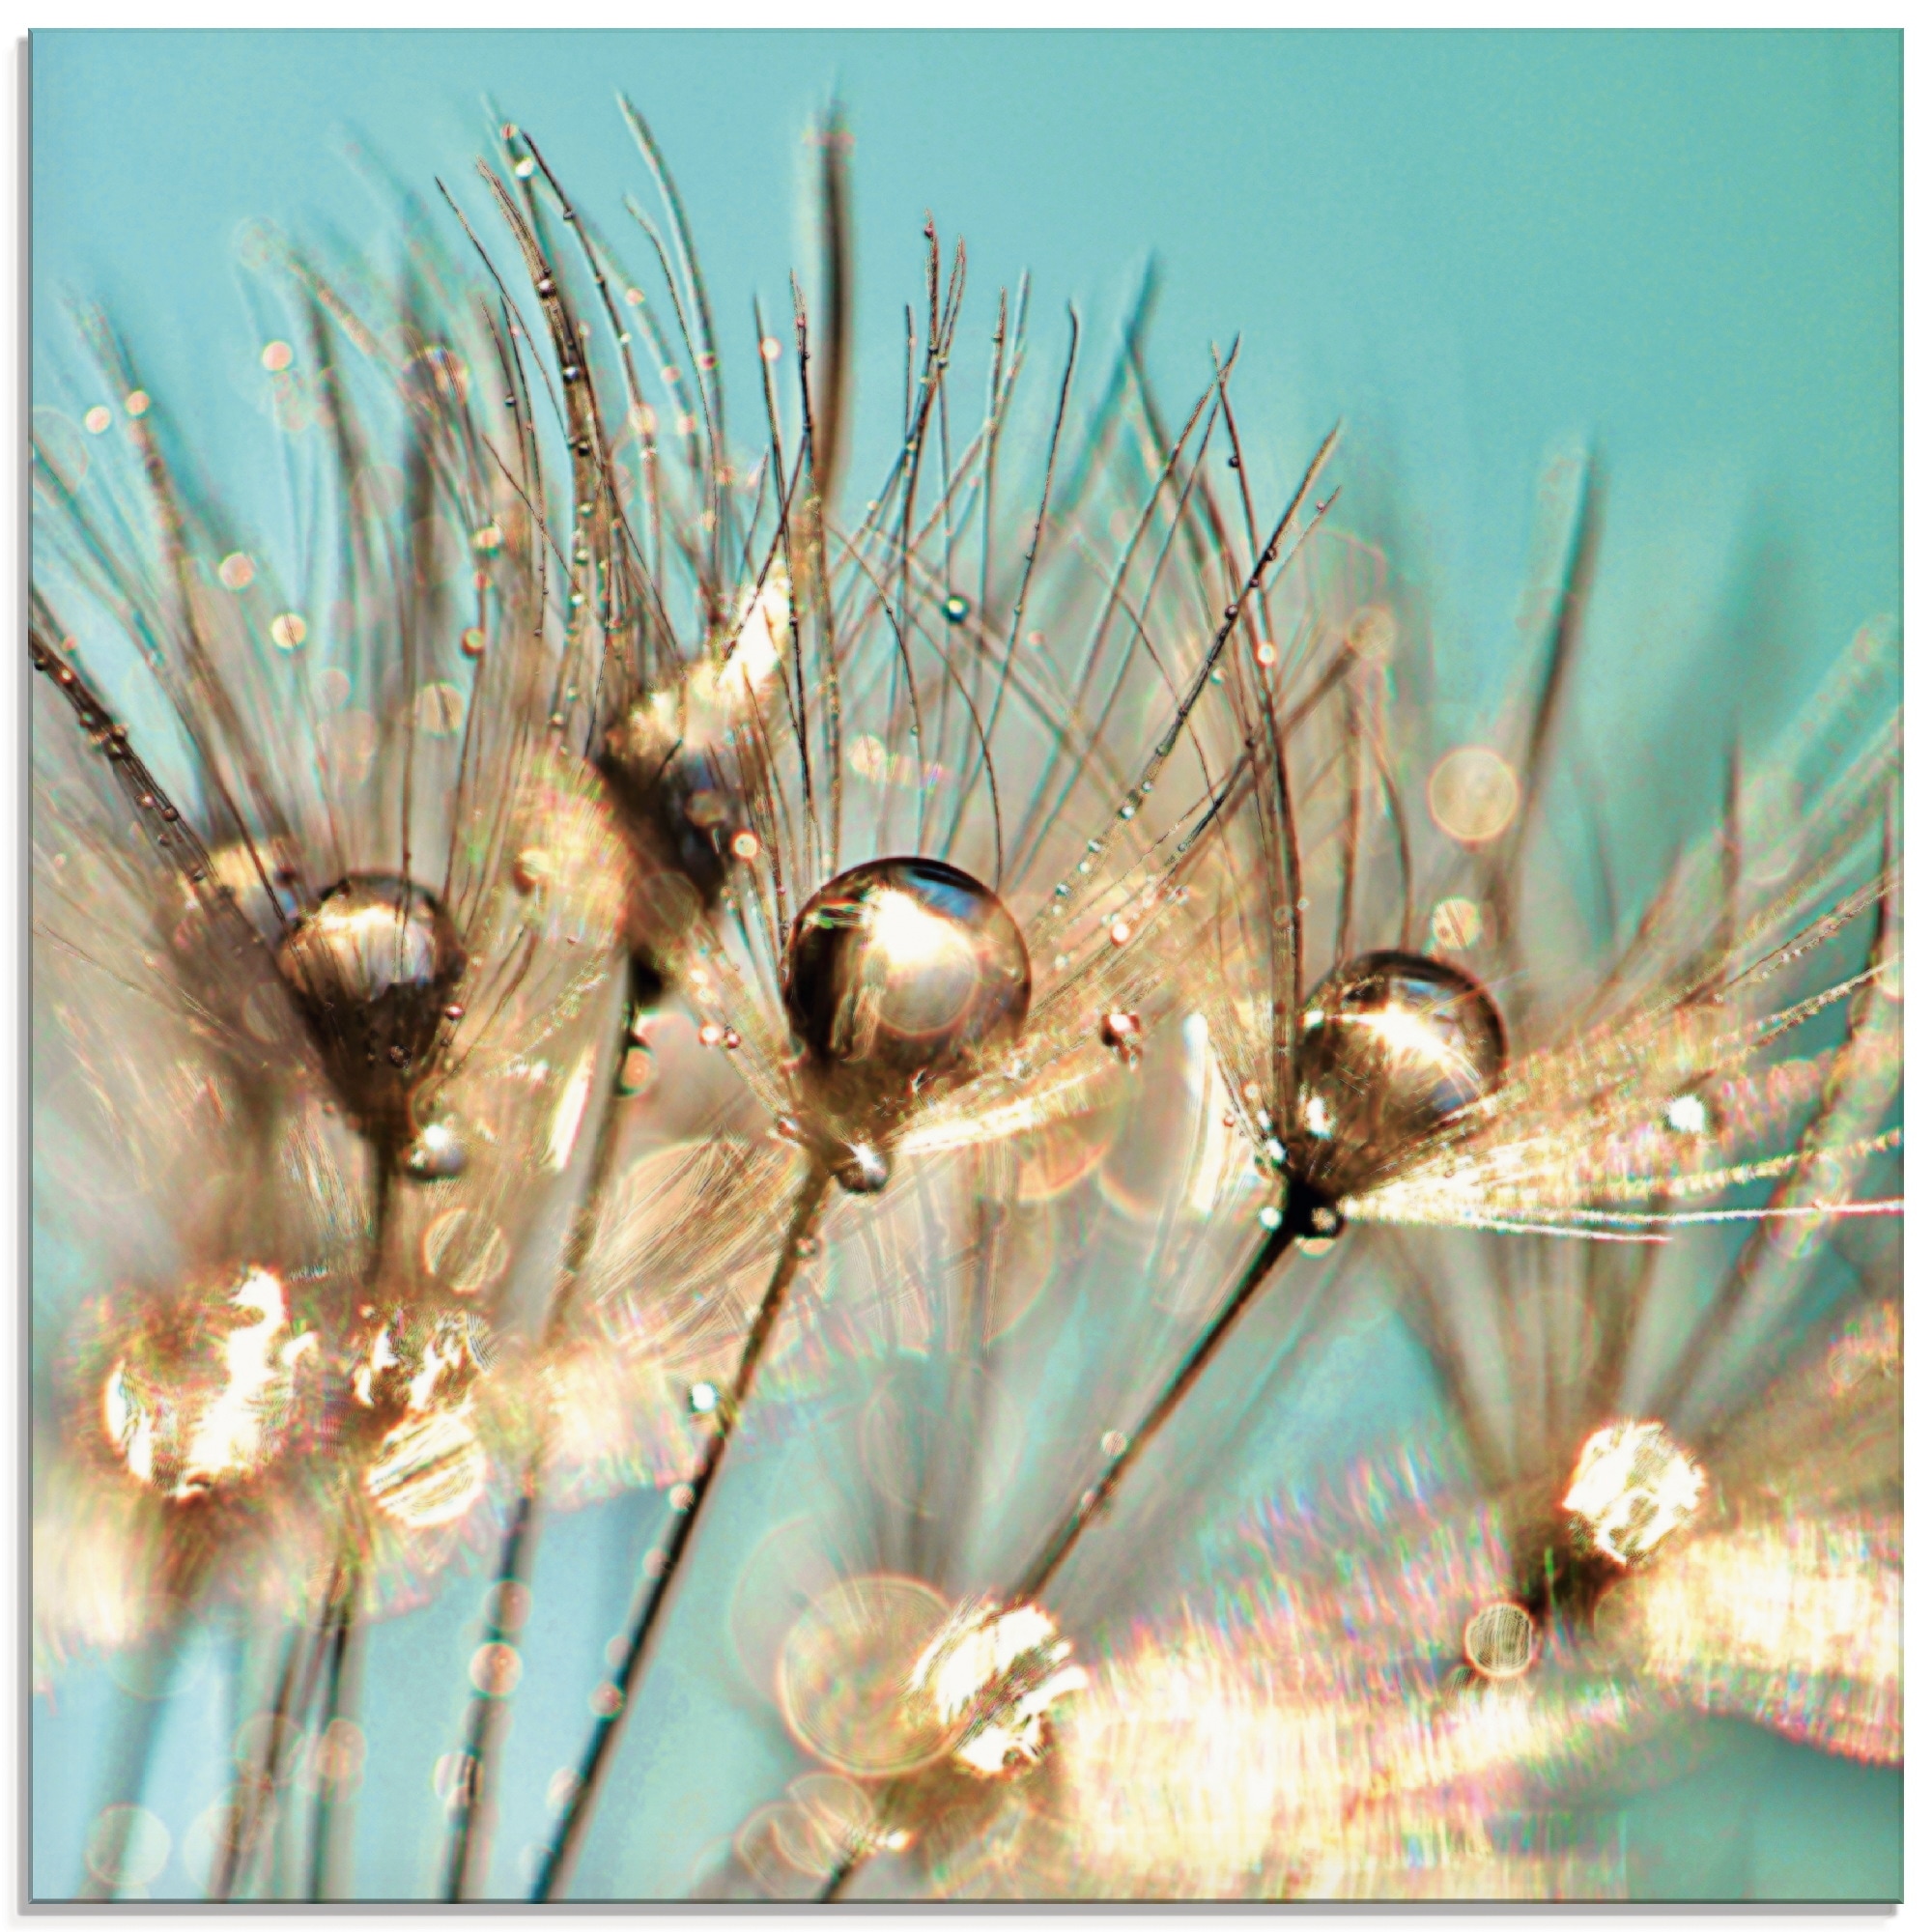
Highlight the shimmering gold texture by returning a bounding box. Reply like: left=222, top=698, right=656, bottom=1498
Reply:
left=1563, top=1420, right=1704, bottom=1568
left=598, top=576, right=792, bottom=962
left=909, top=1601, right=1087, bottom=1780
left=99, top=1268, right=309, bottom=1501
left=781, top=859, right=1032, bottom=1191
left=27, top=91, right=1902, bottom=1909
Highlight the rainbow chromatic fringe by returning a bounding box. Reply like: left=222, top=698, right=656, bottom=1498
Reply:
left=29, top=98, right=1900, bottom=1903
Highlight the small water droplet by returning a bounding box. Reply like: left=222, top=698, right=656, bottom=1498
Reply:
left=469, top=1642, right=523, bottom=1698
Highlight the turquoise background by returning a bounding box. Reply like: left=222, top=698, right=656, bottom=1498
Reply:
left=31, top=29, right=1902, bottom=1902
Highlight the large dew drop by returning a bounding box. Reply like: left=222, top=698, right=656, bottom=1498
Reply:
left=1288, top=950, right=1505, bottom=1225
left=782, top=858, right=1030, bottom=1194
left=274, top=874, right=466, bottom=1154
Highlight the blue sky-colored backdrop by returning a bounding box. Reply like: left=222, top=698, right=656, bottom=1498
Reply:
left=31, top=28, right=1902, bottom=1902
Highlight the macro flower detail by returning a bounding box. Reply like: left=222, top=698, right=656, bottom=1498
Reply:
left=29, top=45, right=1902, bottom=1910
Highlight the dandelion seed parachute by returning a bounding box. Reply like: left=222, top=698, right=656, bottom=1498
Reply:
left=30, top=93, right=1902, bottom=1908
left=977, top=1270, right=1898, bottom=1901
left=696, top=425, right=1899, bottom=1900
left=436, top=107, right=1359, bottom=1903
left=31, top=193, right=640, bottom=1898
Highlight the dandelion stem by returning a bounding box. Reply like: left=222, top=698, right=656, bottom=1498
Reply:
left=817, top=1213, right=1297, bottom=1903
left=305, top=1573, right=359, bottom=1900
left=532, top=1165, right=834, bottom=1901
left=1015, top=1216, right=1294, bottom=1599
left=211, top=1617, right=305, bottom=1901
left=438, top=1486, right=537, bottom=1899
left=440, top=1015, right=638, bottom=1900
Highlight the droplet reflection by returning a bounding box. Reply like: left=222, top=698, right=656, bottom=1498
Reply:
left=1563, top=1419, right=1705, bottom=1568
left=274, top=874, right=466, bottom=1153
left=1289, top=951, right=1505, bottom=1219
left=782, top=858, right=1030, bottom=1193
left=99, top=1267, right=307, bottom=1501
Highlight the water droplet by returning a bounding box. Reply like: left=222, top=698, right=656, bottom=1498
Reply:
left=469, top=1642, right=523, bottom=1697
left=1430, top=896, right=1485, bottom=952
left=1463, top=1602, right=1536, bottom=1680
left=782, top=858, right=1030, bottom=1187
left=1099, top=1009, right=1143, bottom=1065
left=1427, top=746, right=1520, bottom=845
left=405, top=1120, right=469, bottom=1181
left=834, top=1143, right=892, bottom=1194
left=618, top=1043, right=656, bottom=1096
left=1288, top=951, right=1505, bottom=1207
left=942, top=593, right=970, bottom=625
left=276, top=875, right=466, bottom=1152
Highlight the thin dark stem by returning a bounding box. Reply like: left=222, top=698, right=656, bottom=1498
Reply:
left=820, top=1849, right=862, bottom=1904
left=816, top=1213, right=1298, bottom=1905
left=440, top=1019, right=638, bottom=1900
left=438, top=1488, right=537, bottom=1900
left=225, top=1556, right=352, bottom=1900
left=1014, top=1218, right=1294, bottom=1599
left=305, top=1576, right=358, bottom=1901
left=287, top=1154, right=391, bottom=1903
left=532, top=1166, right=835, bottom=1901
left=211, top=1618, right=305, bottom=1901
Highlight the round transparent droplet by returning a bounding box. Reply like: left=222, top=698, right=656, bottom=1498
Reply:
left=1463, top=1601, right=1537, bottom=1680
left=1291, top=950, right=1505, bottom=1205
left=781, top=857, right=1030, bottom=1185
